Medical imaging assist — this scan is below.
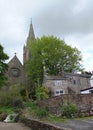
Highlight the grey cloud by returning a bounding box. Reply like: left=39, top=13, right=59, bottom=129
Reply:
left=33, top=0, right=93, bottom=37
left=0, top=0, right=93, bottom=70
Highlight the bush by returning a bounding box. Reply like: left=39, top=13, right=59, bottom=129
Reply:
left=25, top=101, right=37, bottom=109
left=36, top=107, right=48, bottom=117
left=25, top=101, right=48, bottom=118
left=0, top=84, right=23, bottom=107
left=35, top=84, right=49, bottom=100
left=13, top=98, right=24, bottom=108
left=61, top=103, right=78, bottom=118
left=0, top=91, right=12, bottom=106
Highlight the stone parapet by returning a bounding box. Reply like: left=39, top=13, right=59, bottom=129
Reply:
left=21, top=118, right=71, bottom=130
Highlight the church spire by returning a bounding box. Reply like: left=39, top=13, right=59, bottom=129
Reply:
left=23, top=20, right=35, bottom=64
left=26, top=19, right=35, bottom=44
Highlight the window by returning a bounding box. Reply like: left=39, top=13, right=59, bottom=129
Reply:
left=73, top=80, right=76, bottom=85
left=9, top=68, right=20, bottom=77
left=55, top=89, right=64, bottom=96
left=60, top=90, right=63, bottom=94
left=90, top=90, right=93, bottom=94
left=56, top=91, right=60, bottom=95
left=55, top=80, right=62, bottom=86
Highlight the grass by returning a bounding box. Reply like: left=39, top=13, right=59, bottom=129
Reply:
left=0, top=107, right=14, bottom=114
left=0, top=106, right=21, bottom=114
left=44, top=114, right=66, bottom=123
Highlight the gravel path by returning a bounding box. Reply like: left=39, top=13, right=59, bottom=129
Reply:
left=0, top=122, right=31, bottom=130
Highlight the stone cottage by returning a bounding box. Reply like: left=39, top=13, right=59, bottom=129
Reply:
left=43, top=73, right=91, bottom=96
left=6, top=21, right=91, bottom=96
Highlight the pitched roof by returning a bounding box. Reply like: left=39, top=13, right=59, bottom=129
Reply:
left=8, top=54, right=23, bottom=68
left=81, top=87, right=93, bottom=92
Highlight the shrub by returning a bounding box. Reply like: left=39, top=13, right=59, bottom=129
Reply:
left=25, top=101, right=48, bottom=118
left=35, top=84, right=49, bottom=100
left=13, top=98, right=24, bottom=108
left=0, top=84, right=23, bottom=107
left=0, top=91, right=12, bottom=106
left=35, top=107, right=48, bottom=117
left=25, top=101, right=37, bottom=109
left=61, top=103, right=78, bottom=118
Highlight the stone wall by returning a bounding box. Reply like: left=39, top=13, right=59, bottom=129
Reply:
left=38, top=94, right=93, bottom=116
left=21, top=118, right=71, bottom=130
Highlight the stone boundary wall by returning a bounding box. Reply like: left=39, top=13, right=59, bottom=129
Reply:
left=21, top=118, right=71, bottom=130
left=38, top=94, right=93, bottom=115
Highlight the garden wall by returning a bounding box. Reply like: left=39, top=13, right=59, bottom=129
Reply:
left=38, top=94, right=93, bottom=116
left=21, top=118, right=71, bottom=130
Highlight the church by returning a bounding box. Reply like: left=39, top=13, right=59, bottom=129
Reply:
left=6, top=22, right=91, bottom=96
left=6, top=21, right=35, bottom=87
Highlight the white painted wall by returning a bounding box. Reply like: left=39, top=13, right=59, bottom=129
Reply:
left=81, top=90, right=90, bottom=94
left=90, top=75, right=93, bottom=87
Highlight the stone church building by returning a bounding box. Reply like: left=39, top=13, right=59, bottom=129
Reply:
left=6, top=53, right=24, bottom=86
left=6, top=22, right=91, bottom=96
left=6, top=21, right=35, bottom=87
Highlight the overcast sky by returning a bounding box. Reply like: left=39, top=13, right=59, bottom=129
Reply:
left=0, top=0, right=93, bottom=71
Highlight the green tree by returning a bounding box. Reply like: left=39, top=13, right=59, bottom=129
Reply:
left=0, top=44, right=9, bottom=87
left=26, top=36, right=83, bottom=98
left=27, top=36, right=83, bottom=76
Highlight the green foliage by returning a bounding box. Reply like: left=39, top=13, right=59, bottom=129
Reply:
left=35, top=83, right=49, bottom=100
left=61, top=103, right=79, bottom=118
left=25, top=101, right=48, bottom=118
left=0, top=84, right=22, bottom=107
left=26, top=40, right=44, bottom=84
left=0, top=91, right=12, bottom=106
left=20, top=86, right=36, bottom=100
left=35, top=107, right=48, bottom=117
left=0, top=44, right=9, bottom=87
left=0, top=107, right=14, bottom=114
left=27, top=35, right=83, bottom=84
left=46, top=114, right=66, bottom=123
left=25, top=101, right=37, bottom=109
left=41, top=36, right=83, bottom=74
left=20, top=88, right=26, bottom=99
left=20, top=87, right=29, bottom=101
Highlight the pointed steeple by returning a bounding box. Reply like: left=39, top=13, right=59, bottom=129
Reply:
left=23, top=20, right=35, bottom=64
left=26, top=20, right=35, bottom=44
